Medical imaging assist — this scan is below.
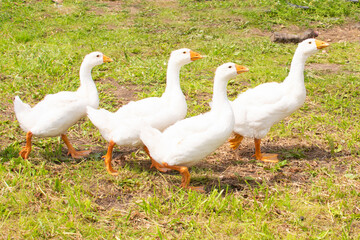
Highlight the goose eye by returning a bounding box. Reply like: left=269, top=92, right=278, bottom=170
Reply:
left=183, top=51, right=186, bottom=54
left=228, top=66, right=232, bottom=68
left=96, top=54, right=100, bottom=57
left=308, top=41, right=311, bottom=44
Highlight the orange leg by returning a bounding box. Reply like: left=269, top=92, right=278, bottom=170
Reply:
left=253, top=138, right=278, bottom=163
left=19, top=131, right=33, bottom=159
left=228, top=133, right=244, bottom=150
left=102, top=140, right=120, bottom=176
left=143, top=146, right=170, bottom=173
left=61, top=134, right=91, bottom=159
left=162, top=162, right=204, bottom=192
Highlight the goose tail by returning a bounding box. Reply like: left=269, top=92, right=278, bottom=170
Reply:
left=86, top=106, right=112, bottom=129
left=140, top=125, right=162, bottom=156
left=14, top=96, right=32, bottom=124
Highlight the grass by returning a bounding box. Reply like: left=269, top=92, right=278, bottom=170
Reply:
left=1, top=0, right=360, bottom=238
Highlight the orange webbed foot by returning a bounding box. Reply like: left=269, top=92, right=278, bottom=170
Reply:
left=102, top=140, right=120, bottom=176
left=61, top=134, right=90, bottom=159
left=150, top=159, right=170, bottom=172
left=144, top=146, right=170, bottom=172
left=67, top=149, right=91, bottom=159
left=161, top=163, right=205, bottom=192
left=102, top=154, right=120, bottom=176
left=228, top=140, right=240, bottom=150
left=228, top=134, right=244, bottom=150
left=253, top=138, right=278, bottom=163
left=253, top=153, right=279, bottom=163
left=19, top=146, right=31, bottom=159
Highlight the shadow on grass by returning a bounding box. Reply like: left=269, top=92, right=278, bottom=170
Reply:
left=0, top=143, right=22, bottom=164
left=233, top=142, right=350, bottom=162
left=2, top=142, right=354, bottom=196
left=80, top=143, right=354, bottom=194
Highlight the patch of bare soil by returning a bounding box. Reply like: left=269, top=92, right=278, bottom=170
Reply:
left=101, top=77, right=140, bottom=104
left=90, top=1, right=123, bottom=15
left=92, top=178, right=134, bottom=210
left=251, top=23, right=360, bottom=43
left=245, top=28, right=272, bottom=38
left=148, top=0, right=178, bottom=7
left=1, top=101, right=17, bottom=147
left=185, top=91, right=212, bottom=105
left=89, top=0, right=149, bottom=17
left=307, top=63, right=342, bottom=73
left=106, top=1, right=123, bottom=11
left=265, top=24, right=355, bottom=44
left=83, top=149, right=166, bottom=210
left=1, top=101, right=14, bottom=120
left=320, top=23, right=360, bottom=43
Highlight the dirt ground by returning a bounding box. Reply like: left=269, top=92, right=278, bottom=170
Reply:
left=249, top=22, right=360, bottom=43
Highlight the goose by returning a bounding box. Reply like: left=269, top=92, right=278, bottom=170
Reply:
left=140, top=63, right=249, bottom=191
left=14, top=52, right=113, bottom=159
left=229, top=39, right=329, bottom=162
left=87, top=48, right=202, bottom=175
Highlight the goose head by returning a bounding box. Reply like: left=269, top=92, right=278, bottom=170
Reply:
left=215, top=62, right=249, bottom=81
left=169, top=48, right=202, bottom=66
left=298, top=38, right=329, bottom=57
left=82, top=51, right=113, bottom=68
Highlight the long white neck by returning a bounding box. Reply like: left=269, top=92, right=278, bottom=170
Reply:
left=162, top=60, right=183, bottom=98
left=79, top=62, right=96, bottom=89
left=77, top=62, right=99, bottom=108
left=283, top=48, right=309, bottom=91
left=211, top=75, right=231, bottom=110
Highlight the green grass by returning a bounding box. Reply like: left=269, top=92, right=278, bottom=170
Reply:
left=1, top=0, right=360, bottom=239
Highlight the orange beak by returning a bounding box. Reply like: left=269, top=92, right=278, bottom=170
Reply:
left=103, top=55, right=113, bottom=63
left=190, top=51, right=202, bottom=61
left=315, top=40, right=329, bottom=49
left=235, top=65, right=249, bottom=74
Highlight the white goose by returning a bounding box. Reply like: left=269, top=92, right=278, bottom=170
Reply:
left=14, top=52, right=113, bottom=159
left=140, top=63, right=249, bottom=191
left=229, top=39, right=329, bottom=162
left=87, top=48, right=202, bottom=175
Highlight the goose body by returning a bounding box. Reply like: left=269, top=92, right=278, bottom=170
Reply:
left=229, top=39, right=329, bottom=162
left=141, top=103, right=235, bottom=168
left=87, top=48, right=202, bottom=175
left=231, top=79, right=306, bottom=139
left=140, top=63, right=249, bottom=190
left=15, top=91, right=95, bottom=138
left=14, top=52, right=113, bottom=159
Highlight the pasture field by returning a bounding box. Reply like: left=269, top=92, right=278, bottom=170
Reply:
left=1, top=0, right=360, bottom=239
